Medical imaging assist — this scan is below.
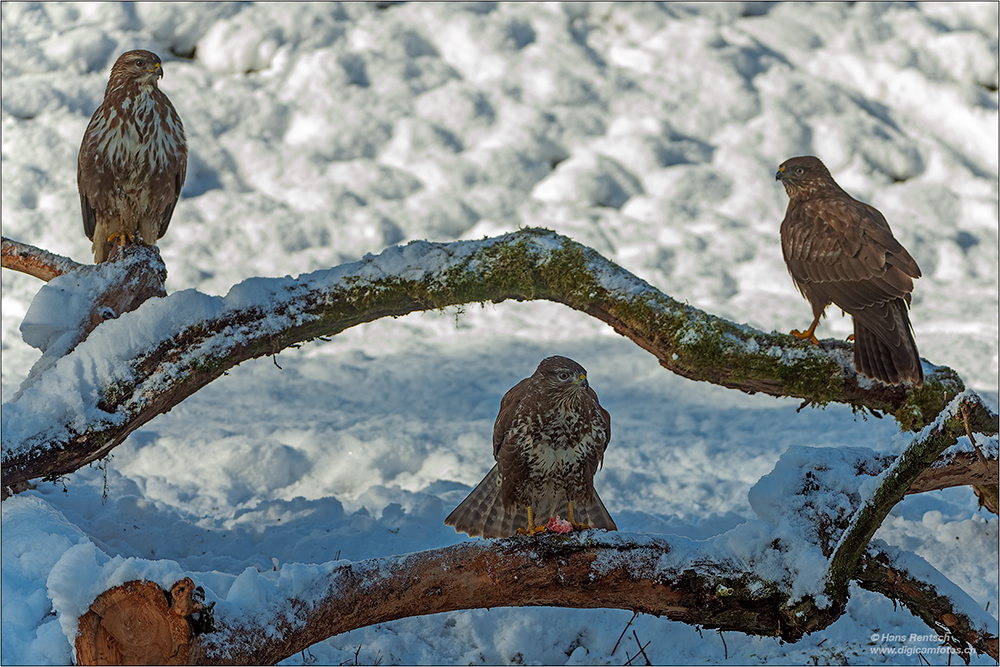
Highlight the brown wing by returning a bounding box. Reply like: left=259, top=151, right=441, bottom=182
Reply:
left=492, top=376, right=532, bottom=459
left=781, top=196, right=920, bottom=313
left=78, top=106, right=109, bottom=241
left=151, top=91, right=187, bottom=239
left=586, top=385, right=611, bottom=463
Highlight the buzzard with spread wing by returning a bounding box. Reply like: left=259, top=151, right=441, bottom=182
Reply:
left=445, top=356, right=617, bottom=538
left=78, top=50, right=187, bottom=263
left=776, top=156, right=923, bottom=386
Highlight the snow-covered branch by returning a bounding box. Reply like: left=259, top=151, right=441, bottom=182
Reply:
left=8, top=243, right=167, bottom=407
left=4, top=229, right=994, bottom=494
left=856, top=545, right=999, bottom=663
left=182, top=401, right=997, bottom=665
left=2, top=236, right=83, bottom=282
left=5, top=232, right=994, bottom=663
left=185, top=530, right=995, bottom=664
left=827, top=392, right=998, bottom=600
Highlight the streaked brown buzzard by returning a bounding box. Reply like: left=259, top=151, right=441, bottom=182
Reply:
left=78, top=50, right=187, bottom=263
left=445, top=356, right=617, bottom=538
left=776, top=156, right=923, bottom=386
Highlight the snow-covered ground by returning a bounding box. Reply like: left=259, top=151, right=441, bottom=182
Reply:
left=2, top=2, right=997, bottom=664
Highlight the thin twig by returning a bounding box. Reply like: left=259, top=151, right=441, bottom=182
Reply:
left=961, top=404, right=991, bottom=476
left=718, top=629, right=728, bottom=660
left=632, top=630, right=652, bottom=666
left=611, top=611, right=638, bottom=655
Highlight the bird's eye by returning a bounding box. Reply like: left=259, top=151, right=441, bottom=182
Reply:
left=557, top=372, right=570, bottom=381
left=795, top=167, right=805, bottom=175
left=135, top=60, right=146, bottom=68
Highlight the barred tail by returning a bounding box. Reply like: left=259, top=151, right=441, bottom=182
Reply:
left=853, top=298, right=923, bottom=387
left=444, top=466, right=527, bottom=538
left=574, top=491, right=617, bottom=532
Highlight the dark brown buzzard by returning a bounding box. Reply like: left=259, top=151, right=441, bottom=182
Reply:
left=776, top=156, right=923, bottom=386
left=78, top=50, right=187, bottom=263
left=445, top=356, right=617, bottom=538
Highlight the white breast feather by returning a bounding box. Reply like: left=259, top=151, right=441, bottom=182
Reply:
left=94, top=91, right=182, bottom=172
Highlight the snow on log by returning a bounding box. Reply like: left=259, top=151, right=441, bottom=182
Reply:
left=75, top=578, right=207, bottom=665
left=4, top=229, right=993, bottom=493
left=182, top=529, right=996, bottom=665
left=12, top=242, right=167, bottom=402
left=2, top=236, right=84, bottom=282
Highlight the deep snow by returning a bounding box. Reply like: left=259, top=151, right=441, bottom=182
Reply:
left=2, top=2, right=998, bottom=665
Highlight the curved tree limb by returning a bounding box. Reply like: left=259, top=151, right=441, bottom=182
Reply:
left=2, top=228, right=995, bottom=492
left=2, top=236, right=83, bottom=282
left=856, top=546, right=999, bottom=663
left=191, top=530, right=996, bottom=665
left=4, top=232, right=996, bottom=663
left=827, top=392, right=998, bottom=600
left=905, top=451, right=998, bottom=495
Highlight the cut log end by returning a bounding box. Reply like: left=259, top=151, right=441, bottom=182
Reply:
left=75, top=578, right=205, bottom=666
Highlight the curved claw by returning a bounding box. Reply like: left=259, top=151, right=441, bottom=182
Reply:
left=566, top=501, right=590, bottom=532
left=790, top=313, right=823, bottom=346
left=790, top=328, right=820, bottom=346
left=518, top=506, right=548, bottom=536
left=107, top=231, right=140, bottom=247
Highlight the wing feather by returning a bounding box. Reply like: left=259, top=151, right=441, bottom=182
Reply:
left=782, top=197, right=918, bottom=312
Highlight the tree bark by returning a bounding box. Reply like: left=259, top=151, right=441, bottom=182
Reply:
left=2, top=236, right=83, bottom=282
left=3, top=231, right=997, bottom=664
left=3, top=229, right=994, bottom=493
left=188, top=532, right=996, bottom=665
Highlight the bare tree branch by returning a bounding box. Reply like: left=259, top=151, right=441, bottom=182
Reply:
left=906, top=451, right=999, bottom=494
left=827, top=392, right=998, bottom=600
left=4, top=229, right=992, bottom=493
left=4, top=232, right=994, bottom=663
left=856, top=547, right=999, bottom=663
left=184, top=530, right=996, bottom=665
left=2, top=236, right=83, bottom=281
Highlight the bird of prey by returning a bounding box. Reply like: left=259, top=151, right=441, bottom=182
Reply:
left=776, top=155, right=923, bottom=386
left=445, top=356, right=617, bottom=538
left=78, top=50, right=187, bottom=263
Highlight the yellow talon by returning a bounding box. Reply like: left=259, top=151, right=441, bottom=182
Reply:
left=790, top=313, right=822, bottom=346
left=517, top=506, right=548, bottom=536
left=107, top=231, right=139, bottom=247
left=567, top=501, right=590, bottom=532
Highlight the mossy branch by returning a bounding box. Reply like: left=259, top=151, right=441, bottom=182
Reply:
left=826, top=392, right=998, bottom=600
left=2, top=228, right=996, bottom=493
left=4, top=232, right=997, bottom=662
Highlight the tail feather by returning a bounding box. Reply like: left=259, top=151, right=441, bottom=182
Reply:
left=445, top=467, right=618, bottom=538
left=574, top=491, right=617, bottom=532
left=852, top=298, right=922, bottom=387
left=444, top=466, right=527, bottom=538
